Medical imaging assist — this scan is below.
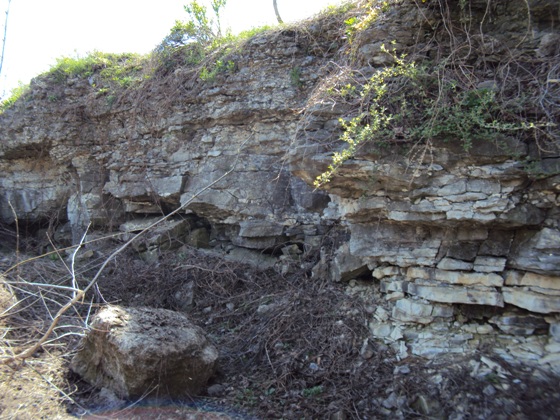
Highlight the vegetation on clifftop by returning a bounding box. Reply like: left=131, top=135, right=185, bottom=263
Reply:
left=1, top=1, right=560, bottom=418
left=0, top=0, right=282, bottom=112
left=1, top=0, right=558, bottom=179
left=309, top=0, right=560, bottom=187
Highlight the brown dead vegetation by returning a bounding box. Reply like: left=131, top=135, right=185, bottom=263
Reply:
left=2, top=238, right=560, bottom=419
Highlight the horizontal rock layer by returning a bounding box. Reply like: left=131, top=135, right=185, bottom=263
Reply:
left=1, top=0, right=559, bottom=371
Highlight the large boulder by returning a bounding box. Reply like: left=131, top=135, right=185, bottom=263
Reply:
left=71, top=305, right=218, bottom=399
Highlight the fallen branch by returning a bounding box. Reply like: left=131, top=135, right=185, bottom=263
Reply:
left=0, top=156, right=241, bottom=365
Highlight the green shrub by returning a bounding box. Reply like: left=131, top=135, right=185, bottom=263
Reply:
left=199, top=59, right=235, bottom=81
left=290, top=66, right=303, bottom=87
left=50, top=52, right=110, bottom=80
left=155, top=0, right=227, bottom=53
left=314, top=43, right=553, bottom=188
left=235, top=25, right=274, bottom=41
left=48, top=51, right=146, bottom=88
left=0, top=83, right=30, bottom=113
left=97, top=54, right=145, bottom=88
left=344, top=1, right=388, bottom=41
left=314, top=45, right=416, bottom=187
left=154, top=1, right=276, bottom=76
left=323, top=2, right=356, bottom=16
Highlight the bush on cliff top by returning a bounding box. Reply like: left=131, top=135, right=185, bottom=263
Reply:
left=0, top=0, right=281, bottom=111
left=310, top=0, right=559, bottom=187
left=48, top=51, right=146, bottom=86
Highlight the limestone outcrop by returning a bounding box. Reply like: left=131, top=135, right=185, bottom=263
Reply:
left=71, top=305, right=218, bottom=399
left=1, top=0, right=559, bottom=373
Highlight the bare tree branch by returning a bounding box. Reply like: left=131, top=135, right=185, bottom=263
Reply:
left=0, top=150, right=244, bottom=365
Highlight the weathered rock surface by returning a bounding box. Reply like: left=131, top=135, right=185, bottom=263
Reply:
left=1, top=0, right=559, bottom=374
left=71, top=305, right=218, bottom=399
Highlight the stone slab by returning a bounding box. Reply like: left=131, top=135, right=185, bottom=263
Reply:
left=406, top=267, right=504, bottom=287
left=372, top=265, right=400, bottom=279
left=473, top=256, right=507, bottom=273
left=392, top=299, right=434, bottom=324
left=238, top=220, right=284, bottom=237
left=503, top=287, right=560, bottom=314
left=489, top=313, right=549, bottom=336
left=437, top=258, right=474, bottom=271
left=406, top=281, right=504, bottom=306
left=506, top=272, right=560, bottom=291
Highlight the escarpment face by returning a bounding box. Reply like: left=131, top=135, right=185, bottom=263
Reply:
left=1, top=0, right=559, bottom=373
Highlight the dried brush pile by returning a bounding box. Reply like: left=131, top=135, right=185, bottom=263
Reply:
left=91, top=248, right=560, bottom=419
left=1, top=239, right=560, bottom=418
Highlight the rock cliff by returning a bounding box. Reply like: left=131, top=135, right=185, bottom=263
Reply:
left=1, top=0, right=559, bottom=372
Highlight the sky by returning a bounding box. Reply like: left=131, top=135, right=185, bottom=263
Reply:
left=0, top=0, right=342, bottom=98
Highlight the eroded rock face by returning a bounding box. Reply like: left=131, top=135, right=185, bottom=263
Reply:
left=1, top=0, right=560, bottom=374
left=71, top=305, right=218, bottom=399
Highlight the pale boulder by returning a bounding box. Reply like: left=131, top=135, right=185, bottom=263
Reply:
left=71, top=305, right=218, bottom=399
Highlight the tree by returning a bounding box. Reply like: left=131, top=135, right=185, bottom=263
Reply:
left=156, top=0, right=228, bottom=52
left=273, top=0, right=283, bottom=24
left=182, top=0, right=227, bottom=42
left=209, top=0, right=227, bottom=38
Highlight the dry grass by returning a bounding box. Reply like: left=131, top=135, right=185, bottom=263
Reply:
left=0, top=277, right=75, bottom=419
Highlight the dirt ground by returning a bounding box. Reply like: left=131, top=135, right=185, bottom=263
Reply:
left=1, top=236, right=560, bottom=419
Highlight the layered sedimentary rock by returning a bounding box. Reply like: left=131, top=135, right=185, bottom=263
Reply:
left=1, top=0, right=559, bottom=372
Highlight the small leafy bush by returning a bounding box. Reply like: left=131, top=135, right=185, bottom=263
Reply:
left=155, top=0, right=227, bottom=53
left=199, top=59, right=235, bottom=81
left=323, top=2, right=356, bottom=16
left=314, top=45, right=416, bottom=187
left=235, top=25, right=274, bottom=41
left=0, top=83, right=30, bottom=113
left=154, top=1, right=230, bottom=75
left=48, top=51, right=145, bottom=87
left=314, top=43, right=552, bottom=187
left=344, top=1, right=388, bottom=41
left=290, top=67, right=303, bottom=87
left=154, top=1, right=276, bottom=76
